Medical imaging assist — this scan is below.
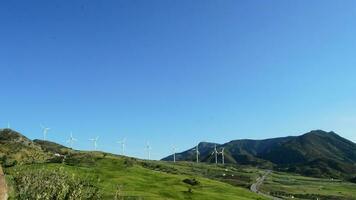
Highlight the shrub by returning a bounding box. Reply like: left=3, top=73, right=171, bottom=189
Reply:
left=349, top=176, right=356, bottom=183
left=0, top=155, right=17, bottom=167
left=12, top=167, right=101, bottom=200
left=182, top=178, right=200, bottom=186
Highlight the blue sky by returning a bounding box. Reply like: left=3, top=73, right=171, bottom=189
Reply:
left=1, top=1, right=356, bottom=160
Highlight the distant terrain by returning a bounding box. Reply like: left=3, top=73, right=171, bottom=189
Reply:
left=1, top=128, right=355, bottom=199
left=162, top=130, right=356, bottom=180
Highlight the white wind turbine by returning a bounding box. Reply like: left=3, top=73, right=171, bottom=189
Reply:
left=219, top=147, right=225, bottom=165
left=117, top=138, right=126, bottom=155
left=192, top=143, right=200, bottom=163
left=89, top=136, right=99, bottom=150
left=67, top=132, right=77, bottom=148
left=145, top=141, right=152, bottom=160
left=211, top=144, right=218, bottom=164
left=7, top=122, right=10, bottom=129
left=40, top=124, right=50, bottom=140
left=172, top=146, right=177, bottom=163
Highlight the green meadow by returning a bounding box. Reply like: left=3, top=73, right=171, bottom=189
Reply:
left=3, top=150, right=356, bottom=199
left=260, top=171, right=356, bottom=200
left=4, top=152, right=268, bottom=200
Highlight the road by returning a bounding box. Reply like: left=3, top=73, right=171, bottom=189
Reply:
left=0, top=166, right=7, bottom=200
left=250, top=170, right=283, bottom=200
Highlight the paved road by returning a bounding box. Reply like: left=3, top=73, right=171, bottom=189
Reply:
left=250, top=170, right=283, bottom=200
left=0, top=166, right=7, bottom=200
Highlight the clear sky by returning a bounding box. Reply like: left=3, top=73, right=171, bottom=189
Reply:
left=1, top=1, right=356, bottom=160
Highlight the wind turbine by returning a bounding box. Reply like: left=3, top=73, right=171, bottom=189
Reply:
left=219, top=147, right=225, bottom=165
left=67, top=132, right=77, bottom=149
left=172, top=146, right=177, bottom=163
left=7, top=122, right=10, bottom=129
left=192, top=143, right=200, bottom=163
left=145, top=141, right=152, bottom=160
left=89, top=136, right=99, bottom=150
left=211, top=144, right=218, bottom=164
left=117, top=138, right=126, bottom=155
left=40, top=124, right=50, bottom=140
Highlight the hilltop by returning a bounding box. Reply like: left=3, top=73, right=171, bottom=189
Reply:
left=0, top=128, right=78, bottom=167
left=0, top=129, right=51, bottom=166
left=162, top=130, right=356, bottom=179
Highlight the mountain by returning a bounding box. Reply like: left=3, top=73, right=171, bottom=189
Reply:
left=165, top=142, right=217, bottom=162
left=0, top=129, right=72, bottom=166
left=162, top=130, right=356, bottom=178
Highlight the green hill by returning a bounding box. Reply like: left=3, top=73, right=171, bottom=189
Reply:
left=0, top=129, right=269, bottom=200
left=33, top=139, right=73, bottom=155
left=2, top=129, right=356, bottom=199
left=0, top=129, right=51, bottom=166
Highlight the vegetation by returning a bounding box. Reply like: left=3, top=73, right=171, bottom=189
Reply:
left=33, top=139, right=74, bottom=155
left=260, top=171, right=356, bottom=200
left=8, top=166, right=101, bottom=200
left=0, top=129, right=51, bottom=166
left=5, top=153, right=268, bottom=200
left=2, top=129, right=356, bottom=199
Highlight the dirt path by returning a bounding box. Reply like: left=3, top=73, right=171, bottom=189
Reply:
left=250, top=170, right=283, bottom=200
left=0, top=166, right=8, bottom=200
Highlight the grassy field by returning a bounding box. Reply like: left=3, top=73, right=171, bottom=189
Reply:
left=4, top=151, right=268, bottom=200
left=4, top=150, right=356, bottom=200
left=260, top=171, right=356, bottom=200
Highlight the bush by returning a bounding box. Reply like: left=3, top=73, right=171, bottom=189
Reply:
left=0, top=155, right=17, bottom=167
left=182, top=178, right=200, bottom=186
left=12, top=167, right=101, bottom=200
left=349, top=176, right=356, bottom=183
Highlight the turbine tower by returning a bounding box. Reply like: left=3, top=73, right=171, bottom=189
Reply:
left=172, top=146, right=177, bottom=163
left=40, top=124, right=50, bottom=140
left=117, top=138, right=126, bottom=155
left=89, top=136, right=99, bottom=150
left=67, top=132, right=77, bottom=148
left=219, top=147, right=225, bottom=165
left=7, top=122, right=10, bottom=129
left=211, top=144, right=218, bottom=164
left=193, top=143, right=200, bottom=163
left=145, top=141, right=152, bottom=160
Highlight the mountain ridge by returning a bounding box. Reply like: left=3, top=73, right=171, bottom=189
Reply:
left=162, top=130, right=356, bottom=178
left=1, top=128, right=355, bottom=179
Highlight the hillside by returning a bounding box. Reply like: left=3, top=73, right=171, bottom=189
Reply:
left=0, top=129, right=270, bottom=200
left=163, top=130, right=356, bottom=178
left=0, top=129, right=51, bottom=166
left=1, top=129, right=355, bottom=199
left=33, top=139, right=73, bottom=155
left=0, top=129, right=76, bottom=167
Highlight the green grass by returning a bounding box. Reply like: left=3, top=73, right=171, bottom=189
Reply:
left=137, top=160, right=264, bottom=189
left=5, top=152, right=268, bottom=200
left=260, top=171, right=356, bottom=200
left=5, top=150, right=356, bottom=200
